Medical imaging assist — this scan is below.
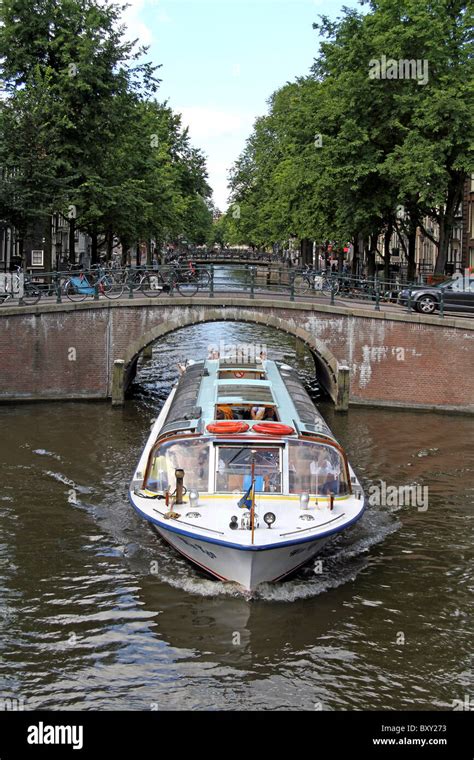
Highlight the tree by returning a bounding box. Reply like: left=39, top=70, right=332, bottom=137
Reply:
left=0, top=0, right=212, bottom=266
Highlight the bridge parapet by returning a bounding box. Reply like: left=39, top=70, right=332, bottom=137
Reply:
left=1, top=296, right=473, bottom=413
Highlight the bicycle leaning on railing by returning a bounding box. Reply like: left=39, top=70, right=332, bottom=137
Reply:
left=292, top=266, right=340, bottom=296
left=140, top=260, right=211, bottom=297
left=63, top=265, right=124, bottom=301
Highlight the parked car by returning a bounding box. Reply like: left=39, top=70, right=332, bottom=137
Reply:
left=399, top=277, right=474, bottom=314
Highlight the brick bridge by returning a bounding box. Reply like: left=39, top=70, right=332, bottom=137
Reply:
left=1, top=296, right=473, bottom=413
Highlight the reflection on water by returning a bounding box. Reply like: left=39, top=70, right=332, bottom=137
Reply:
left=0, top=321, right=472, bottom=710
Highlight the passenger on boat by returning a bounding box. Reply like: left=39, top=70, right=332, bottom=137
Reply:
left=316, top=451, right=341, bottom=495
left=251, top=405, right=266, bottom=420
left=216, top=404, right=234, bottom=420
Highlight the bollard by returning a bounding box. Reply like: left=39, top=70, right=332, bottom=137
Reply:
left=209, top=263, right=214, bottom=298
left=112, top=359, right=125, bottom=406
left=94, top=279, right=99, bottom=300
left=330, top=279, right=336, bottom=305
left=128, top=271, right=134, bottom=299
left=439, top=288, right=444, bottom=318
left=335, top=364, right=350, bottom=412
left=407, top=289, right=412, bottom=312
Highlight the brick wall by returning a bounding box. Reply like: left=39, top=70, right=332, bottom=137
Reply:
left=1, top=299, right=473, bottom=412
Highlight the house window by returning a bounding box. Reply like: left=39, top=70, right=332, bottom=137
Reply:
left=31, top=250, right=44, bottom=267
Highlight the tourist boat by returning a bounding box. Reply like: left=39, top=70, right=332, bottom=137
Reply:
left=129, top=357, right=366, bottom=592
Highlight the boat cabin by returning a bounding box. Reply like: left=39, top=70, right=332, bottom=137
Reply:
left=142, top=359, right=351, bottom=499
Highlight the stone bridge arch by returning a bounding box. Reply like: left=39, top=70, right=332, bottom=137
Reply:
left=116, top=308, right=349, bottom=409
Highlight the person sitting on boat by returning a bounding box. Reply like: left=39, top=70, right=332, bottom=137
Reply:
left=216, top=404, right=234, bottom=420
left=263, top=407, right=277, bottom=420
left=318, top=452, right=340, bottom=495
left=251, top=405, right=266, bottom=420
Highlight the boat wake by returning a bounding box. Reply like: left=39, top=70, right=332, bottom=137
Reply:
left=154, top=508, right=400, bottom=601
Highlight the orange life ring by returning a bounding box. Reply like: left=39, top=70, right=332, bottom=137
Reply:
left=206, top=421, right=249, bottom=434
left=233, top=370, right=245, bottom=378
left=252, top=422, right=295, bottom=436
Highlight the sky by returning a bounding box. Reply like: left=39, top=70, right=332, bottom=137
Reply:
left=121, top=0, right=356, bottom=210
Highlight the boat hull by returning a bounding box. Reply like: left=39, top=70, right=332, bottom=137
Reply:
left=155, top=524, right=333, bottom=591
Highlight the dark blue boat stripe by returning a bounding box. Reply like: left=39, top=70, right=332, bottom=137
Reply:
left=128, top=492, right=366, bottom=552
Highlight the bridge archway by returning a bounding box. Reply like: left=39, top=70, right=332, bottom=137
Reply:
left=118, top=310, right=348, bottom=409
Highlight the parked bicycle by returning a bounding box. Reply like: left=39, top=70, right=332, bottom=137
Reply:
left=140, top=260, right=210, bottom=297
left=64, top=266, right=124, bottom=301
left=292, top=266, right=340, bottom=296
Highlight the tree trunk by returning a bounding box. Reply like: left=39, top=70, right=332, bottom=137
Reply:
left=106, top=227, right=113, bottom=263
left=147, top=238, right=153, bottom=266
left=406, top=217, right=417, bottom=282
left=68, top=217, right=76, bottom=265
left=300, top=238, right=312, bottom=267
left=120, top=239, right=128, bottom=267
left=434, top=174, right=464, bottom=274
left=351, top=234, right=360, bottom=276
left=136, top=241, right=141, bottom=267
left=337, top=247, right=344, bottom=273
left=90, top=225, right=98, bottom=266
left=367, top=233, right=378, bottom=278
left=383, top=222, right=393, bottom=281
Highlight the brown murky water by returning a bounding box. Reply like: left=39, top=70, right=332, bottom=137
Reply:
left=0, top=319, right=472, bottom=710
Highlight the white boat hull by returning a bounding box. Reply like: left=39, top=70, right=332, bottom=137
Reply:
left=153, top=524, right=333, bottom=591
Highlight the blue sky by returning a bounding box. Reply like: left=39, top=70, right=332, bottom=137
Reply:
left=122, top=0, right=357, bottom=209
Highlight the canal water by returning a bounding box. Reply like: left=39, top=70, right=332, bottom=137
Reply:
left=0, top=319, right=472, bottom=711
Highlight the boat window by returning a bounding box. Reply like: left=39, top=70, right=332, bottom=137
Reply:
left=218, top=370, right=266, bottom=380
left=288, top=441, right=350, bottom=496
left=145, top=439, right=209, bottom=493
left=215, top=404, right=278, bottom=421
left=215, top=446, right=282, bottom=493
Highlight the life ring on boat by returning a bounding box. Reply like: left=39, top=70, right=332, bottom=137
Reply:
left=252, top=422, right=295, bottom=436
left=233, top=370, right=245, bottom=378
left=206, top=421, right=249, bottom=434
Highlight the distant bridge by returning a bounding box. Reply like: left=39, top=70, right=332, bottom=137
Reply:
left=1, top=293, right=473, bottom=413
left=190, top=258, right=281, bottom=266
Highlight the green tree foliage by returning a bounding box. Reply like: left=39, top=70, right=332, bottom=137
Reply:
left=227, top=0, right=473, bottom=274
left=0, top=0, right=212, bottom=264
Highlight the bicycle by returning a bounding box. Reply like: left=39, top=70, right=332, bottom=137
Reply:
left=293, top=266, right=340, bottom=296
left=0, top=268, right=42, bottom=306
left=64, top=266, right=124, bottom=302
left=113, top=265, right=146, bottom=293
left=140, top=261, right=208, bottom=298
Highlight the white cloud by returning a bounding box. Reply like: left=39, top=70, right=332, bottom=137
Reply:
left=121, top=0, right=171, bottom=47
left=176, top=106, right=256, bottom=209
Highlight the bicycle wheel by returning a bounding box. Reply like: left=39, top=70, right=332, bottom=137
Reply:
left=125, top=269, right=145, bottom=291
left=319, top=275, right=339, bottom=296
left=176, top=272, right=199, bottom=296
left=65, top=279, right=88, bottom=302
left=196, top=269, right=211, bottom=290
left=140, top=272, right=166, bottom=297
left=293, top=274, right=310, bottom=295
left=22, top=283, right=42, bottom=305
left=102, top=274, right=124, bottom=299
